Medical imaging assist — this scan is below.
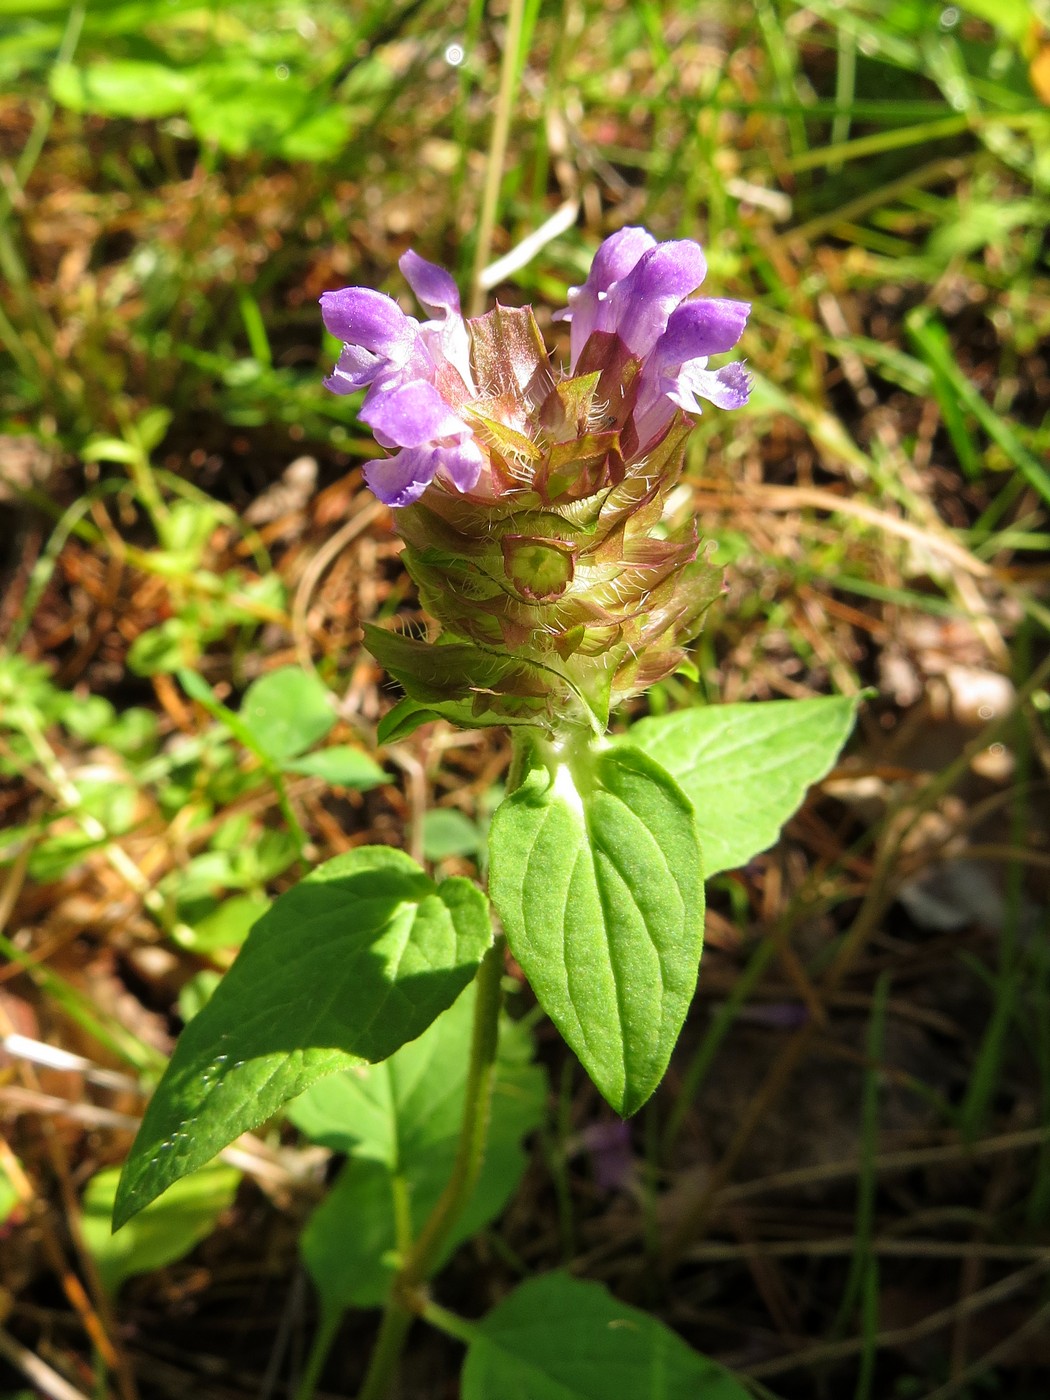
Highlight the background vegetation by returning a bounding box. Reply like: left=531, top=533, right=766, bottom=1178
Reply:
left=1, top=0, right=1049, bottom=1396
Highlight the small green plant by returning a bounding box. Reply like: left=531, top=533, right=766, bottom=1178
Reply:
left=111, top=231, right=859, bottom=1397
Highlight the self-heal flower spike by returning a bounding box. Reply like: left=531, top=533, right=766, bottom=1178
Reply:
left=321, top=230, right=751, bottom=738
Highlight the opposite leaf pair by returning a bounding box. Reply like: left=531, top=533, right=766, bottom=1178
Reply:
left=115, top=693, right=858, bottom=1226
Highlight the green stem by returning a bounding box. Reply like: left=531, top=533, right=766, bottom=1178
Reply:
left=418, top=1299, right=480, bottom=1346
left=354, top=936, right=505, bottom=1400
left=405, top=939, right=503, bottom=1284
left=294, top=1308, right=341, bottom=1400
left=353, top=1304, right=412, bottom=1400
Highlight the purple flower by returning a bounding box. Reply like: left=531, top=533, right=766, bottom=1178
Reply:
left=320, top=228, right=750, bottom=508
left=319, top=287, right=426, bottom=397
left=634, top=295, right=752, bottom=444
left=594, top=239, right=709, bottom=358
left=322, top=230, right=753, bottom=728
left=558, top=227, right=751, bottom=446
left=554, top=225, right=657, bottom=366
left=320, top=252, right=484, bottom=505
left=359, top=381, right=484, bottom=507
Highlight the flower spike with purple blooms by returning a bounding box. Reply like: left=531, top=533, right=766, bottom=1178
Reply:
left=321, top=228, right=751, bottom=737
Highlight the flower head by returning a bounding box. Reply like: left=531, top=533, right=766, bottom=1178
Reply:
left=321, top=229, right=751, bottom=736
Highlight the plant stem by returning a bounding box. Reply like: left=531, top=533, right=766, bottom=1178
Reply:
left=353, top=1302, right=413, bottom=1400
left=293, top=1309, right=340, bottom=1400
left=418, top=1298, right=480, bottom=1346
left=354, top=937, right=505, bottom=1400
left=407, top=940, right=503, bottom=1283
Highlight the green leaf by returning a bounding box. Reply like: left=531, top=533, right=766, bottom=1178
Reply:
left=83, top=1163, right=240, bottom=1296
left=624, top=696, right=860, bottom=876
left=237, top=667, right=335, bottom=762
left=376, top=697, right=445, bottom=744
left=377, top=695, right=531, bottom=744
left=128, top=619, right=195, bottom=676
left=59, top=693, right=115, bottom=740
left=463, top=1273, right=751, bottom=1399
left=291, top=982, right=545, bottom=1311
left=276, top=105, right=354, bottom=162
left=133, top=406, right=173, bottom=454
left=282, top=745, right=386, bottom=789
left=187, top=66, right=350, bottom=159
left=75, top=777, right=137, bottom=833
left=161, top=500, right=222, bottom=558
left=96, top=706, right=159, bottom=760
left=173, top=893, right=270, bottom=959
left=114, top=847, right=492, bottom=1228
left=489, top=744, right=703, bottom=1116
left=422, top=808, right=481, bottom=861
left=363, top=624, right=530, bottom=702
left=27, top=831, right=105, bottom=882
left=178, top=970, right=222, bottom=1023
left=79, top=439, right=149, bottom=467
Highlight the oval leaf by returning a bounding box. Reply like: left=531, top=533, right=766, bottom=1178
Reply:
left=422, top=808, right=481, bottom=861
left=489, top=745, right=703, bottom=1116
left=625, top=695, right=860, bottom=876
left=114, top=847, right=491, bottom=1227
left=463, top=1272, right=752, bottom=1399
left=238, top=667, right=335, bottom=762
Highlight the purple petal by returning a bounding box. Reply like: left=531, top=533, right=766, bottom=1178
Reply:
left=670, top=360, right=752, bottom=413
left=587, top=226, right=658, bottom=295
left=399, top=250, right=461, bottom=319
left=560, top=227, right=659, bottom=366
left=435, top=436, right=484, bottom=493
left=363, top=447, right=438, bottom=507
left=320, top=287, right=416, bottom=358
left=323, top=342, right=380, bottom=395
left=598, top=240, right=708, bottom=356
left=655, top=297, right=750, bottom=365
left=631, top=393, right=677, bottom=450
left=631, top=295, right=751, bottom=436
left=360, top=381, right=469, bottom=449
left=363, top=438, right=484, bottom=507
left=555, top=227, right=656, bottom=323
left=419, top=314, right=474, bottom=391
